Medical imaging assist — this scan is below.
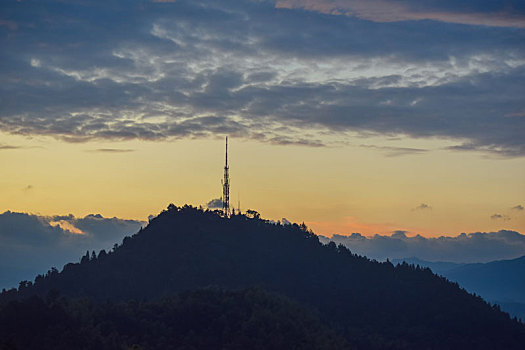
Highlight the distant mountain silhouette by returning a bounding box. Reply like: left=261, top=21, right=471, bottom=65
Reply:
left=2, top=205, right=525, bottom=350
left=394, top=256, right=525, bottom=321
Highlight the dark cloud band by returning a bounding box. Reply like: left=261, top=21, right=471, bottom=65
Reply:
left=0, top=0, right=523, bottom=156
left=0, top=211, right=145, bottom=290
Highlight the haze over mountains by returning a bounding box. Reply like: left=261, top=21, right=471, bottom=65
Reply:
left=2, top=205, right=524, bottom=350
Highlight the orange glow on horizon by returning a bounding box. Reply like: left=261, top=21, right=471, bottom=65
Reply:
left=307, top=217, right=441, bottom=238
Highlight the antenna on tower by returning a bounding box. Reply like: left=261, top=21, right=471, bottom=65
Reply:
left=222, top=136, right=230, bottom=217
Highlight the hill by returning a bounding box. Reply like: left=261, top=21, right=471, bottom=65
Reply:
left=0, top=288, right=349, bottom=350
left=394, top=256, right=525, bottom=321
left=2, top=205, right=525, bottom=349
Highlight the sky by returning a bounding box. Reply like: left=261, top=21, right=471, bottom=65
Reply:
left=1, top=0, right=524, bottom=252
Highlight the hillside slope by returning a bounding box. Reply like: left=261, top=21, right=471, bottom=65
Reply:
left=0, top=288, right=350, bottom=350
left=2, top=205, right=524, bottom=349
left=395, top=256, right=525, bottom=320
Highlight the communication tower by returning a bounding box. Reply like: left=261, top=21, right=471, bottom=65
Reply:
left=222, top=136, right=230, bottom=217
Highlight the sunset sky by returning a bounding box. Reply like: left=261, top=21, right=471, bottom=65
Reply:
left=1, top=0, right=524, bottom=238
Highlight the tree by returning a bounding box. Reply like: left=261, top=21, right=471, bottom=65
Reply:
left=80, top=251, right=90, bottom=264
left=299, top=222, right=308, bottom=231
left=246, top=209, right=260, bottom=219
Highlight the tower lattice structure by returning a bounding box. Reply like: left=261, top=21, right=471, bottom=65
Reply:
left=222, top=136, right=230, bottom=217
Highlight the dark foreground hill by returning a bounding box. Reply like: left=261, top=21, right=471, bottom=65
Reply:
left=0, top=288, right=349, bottom=350
left=2, top=205, right=525, bottom=349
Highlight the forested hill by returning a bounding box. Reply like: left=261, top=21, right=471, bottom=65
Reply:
left=2, top=205, right=525, bottom=349
left=0, top=288, right=351, bottom=350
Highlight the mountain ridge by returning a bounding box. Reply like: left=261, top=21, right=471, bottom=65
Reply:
left=2, top=204, right=525, bottom=350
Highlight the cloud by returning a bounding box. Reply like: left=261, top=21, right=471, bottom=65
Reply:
left=446, top=142, right=525, bottom=158
left=491, top=213, right=511, bottom=221
left=51, top=213, right=146, bottom=245
left=0, top=211, right=67, bottom=246
left=512, top=205, right=524, bottom=211
left=0, top=144, right=21, bottom=150
left=391, top=230, right=408, bottom=238
left=360, top=145, right=428, bottom=157
left=413, top=203, right=432, bottom=211
left=268, top=136, right=325, bottom=147
left=0, top=211, right=145, bottom=290
left=89, top=148, right=135, bottom=153
left=320, top=230, right=525, bottom=263
left=206, top=198, right=223, bottom=209
left=0, top=0, right=524, bottom=156
left=275, top=0, right=525, bottom=28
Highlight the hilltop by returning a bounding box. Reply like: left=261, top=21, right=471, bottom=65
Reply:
left=2, top=205, right=524, bottom=349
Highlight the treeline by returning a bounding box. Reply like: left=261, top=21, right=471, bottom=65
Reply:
left=0, top=287, right=350, bottom=350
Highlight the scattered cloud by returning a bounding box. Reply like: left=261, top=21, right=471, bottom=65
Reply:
left=511, top=205, right=524, bottom=211
left=268, top=136, right=325, bottom=147
left=446, top=143, right=525, bottom=159
left=360, top=145, right=428, bottom=157
left=0, top=0, right=523, bottom=156
left=413, top=203, right=432, bottom=211
left=275, top=0, right=525, bottom=28
left=89, top=148, right=135, bottom=153
left=0, top=144, right=21, bottom=150
left=0, top=211, right=145, bottom=289
left=491, top=213, right=511, bottom=221
left=319, top=230, right=525, bottom=263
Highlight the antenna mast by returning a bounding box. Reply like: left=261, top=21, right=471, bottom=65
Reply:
left=222, top=136, right=230, bottom=217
